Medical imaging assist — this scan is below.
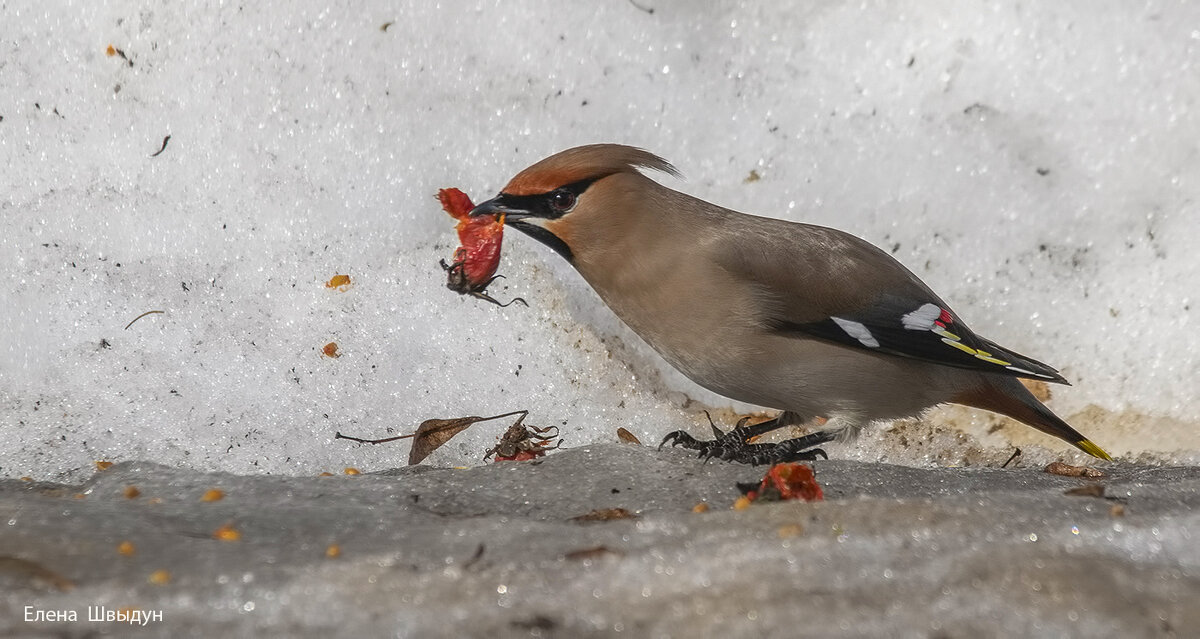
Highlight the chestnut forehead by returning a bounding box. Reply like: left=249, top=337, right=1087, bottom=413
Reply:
left=503, top=166, right=602, bottom=196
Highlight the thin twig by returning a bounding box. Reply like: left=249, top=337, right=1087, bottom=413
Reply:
left=463, top=543, right=486, bottom=570
left=125, top=310, right=164, bottom=330
left=150, top=134, right=171, bottom=157
left=335, top=431, right=416, bottom=445
left=335, top=410, right=529, bottom=445
left=628, top=0, right=654, bottom=14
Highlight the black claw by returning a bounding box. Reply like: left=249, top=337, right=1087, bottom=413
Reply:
left=658, top=416, right=838, bottom=465
left=659, top=430, right=698, bottom=450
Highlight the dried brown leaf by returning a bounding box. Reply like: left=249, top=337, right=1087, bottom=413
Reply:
left=1045, top=462, right=1106, bottom=478
left=616, top=427, right=642, bottom=445
left=777, top=523, right=805, bottom=538
left=409, top=411, right=532, bottom=465
left=564, top=545, right=623, bottom=561
left=0, top=556, right=75, bottom=592
left=407, top=417, right=488, bottom=465
left=1064, top=484, right=1106, bottom=497
left=570, top=507, right=637, bottom=522
left=212, top=523, right=241, bottom=542
left=337, top=410, right=530, bottom=465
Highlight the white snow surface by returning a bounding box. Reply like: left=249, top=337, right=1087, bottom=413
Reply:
left=2, top=1, right=1198, bottom=479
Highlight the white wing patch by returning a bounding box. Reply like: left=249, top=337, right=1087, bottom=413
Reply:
left=831, top=317, right=880, bottom=348
left=902, top=303, right=942, bottom=330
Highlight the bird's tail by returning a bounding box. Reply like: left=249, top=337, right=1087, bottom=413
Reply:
left=953, top=377, right=1112, bottom=460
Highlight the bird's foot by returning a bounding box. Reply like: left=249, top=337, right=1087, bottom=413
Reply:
left=659, top=424, right=837, bottom=466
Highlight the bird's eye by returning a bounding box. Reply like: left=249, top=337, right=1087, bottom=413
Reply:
left=550, top=189, right=577, bottom=212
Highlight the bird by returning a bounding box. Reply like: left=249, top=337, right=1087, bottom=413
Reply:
left=468, top=144, right=1111, bottom=464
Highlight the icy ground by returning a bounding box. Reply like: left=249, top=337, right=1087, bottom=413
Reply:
left=4, top=445, right=1199, bottom=637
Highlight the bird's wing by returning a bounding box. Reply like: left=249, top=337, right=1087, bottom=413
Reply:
left=713, top=219, right=1068, bottom=383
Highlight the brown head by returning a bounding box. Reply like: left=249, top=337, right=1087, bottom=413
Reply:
left=469, top=144, right=679, bottom=262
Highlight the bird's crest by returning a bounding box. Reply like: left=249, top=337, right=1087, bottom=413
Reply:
left=502, top=144, right=680, bottom=196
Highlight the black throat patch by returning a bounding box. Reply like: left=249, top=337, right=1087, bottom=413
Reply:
left=509, top=219, right=573, bottom=262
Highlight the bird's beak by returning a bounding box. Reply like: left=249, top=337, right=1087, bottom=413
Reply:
left=470, top=193, right=572, bottom=261
left=469, top=195, right=531, bottom=221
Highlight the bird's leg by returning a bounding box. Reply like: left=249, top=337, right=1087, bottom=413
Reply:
left=745, top=430, right=837, bottom=464
left=660, top=414, right=835, bottom=465
left=660, top=415, right=781, bottom=453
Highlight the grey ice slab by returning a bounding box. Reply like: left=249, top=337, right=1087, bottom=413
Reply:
left=2, top=444, right=1198, bottom=638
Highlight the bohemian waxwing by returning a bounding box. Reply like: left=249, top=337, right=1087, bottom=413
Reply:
left=469, top=144, right=1111, bottom=464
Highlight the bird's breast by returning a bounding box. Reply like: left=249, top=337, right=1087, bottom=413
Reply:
left=575, top=241, right=766, bottom=389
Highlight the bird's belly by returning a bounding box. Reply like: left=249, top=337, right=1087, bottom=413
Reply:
left=584, top=258, right=955, bottom=422
left=645, top=325, right=953, bottom=421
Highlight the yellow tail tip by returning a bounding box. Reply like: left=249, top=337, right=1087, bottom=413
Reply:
left=1075, top=439, right=1113, bottom=461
